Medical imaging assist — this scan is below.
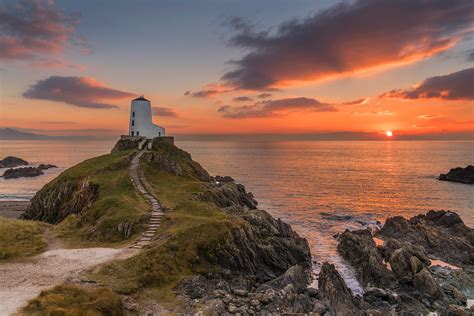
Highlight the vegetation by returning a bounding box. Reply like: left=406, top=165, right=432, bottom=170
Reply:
left=0, top=218, right=47, bottom=261
left=22, top=285, right=123, bottom=316
left=88, top=162, right=242, bottom=305
left=41, top=149, right=150, bottom=246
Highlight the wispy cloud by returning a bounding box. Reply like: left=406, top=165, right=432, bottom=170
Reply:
left=0, top=0, right=89, bottom=67
left=152, top=106, right=178, bottom=117
left=380, top=68, right=474, bottom=101
left=417, top=114, right=441, bottom=119
left=340, top=98, right=369, bottom=106
left=219, top=0, right=473, bottom=90
left=218, top=97, right=337, bottom=119
left=233, top=96, right=253, bottom=102
left=23, top=76, right=135, bottom=109
left=352, top=110, right=394, bottom=116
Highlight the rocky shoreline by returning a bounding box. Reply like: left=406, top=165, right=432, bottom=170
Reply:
left=0, top=156, right=57, bottom=179
left=13, top=139, right=474, bottom=314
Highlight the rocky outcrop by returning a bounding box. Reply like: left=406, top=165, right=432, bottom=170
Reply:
left=337, top=211, right=473, bottom=315
left=337, top=229, right=395, bottom=288
left=22, top=177, right=99, bottom=223
left=377, top=210, right=473, bottom=267
left=0, top=156, right=28, bottom=168
left=439, top=165, right=474, bottom=184
left=198, top=182, right=258, bottom=210
left=142, top=142, right=211, bottom=181
left=38, top=164, right=57, bottom=170
left=198, top=208, right=311, bottom=282
left=111, top=137, right=144, bottom=153
left=318, top=262, right=362, bottom=315
left=2, top=167, right=43, bottom=179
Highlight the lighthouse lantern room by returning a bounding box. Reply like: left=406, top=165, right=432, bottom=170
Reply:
left=129, top=96, right=165, bottom=139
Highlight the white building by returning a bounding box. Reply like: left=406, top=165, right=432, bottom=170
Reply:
left=128, top=96, right=165, bottom=138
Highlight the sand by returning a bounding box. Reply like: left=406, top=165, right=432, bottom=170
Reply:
left=0, top=201, right=29, bottom=219
left=0, top=247, right=137, bottom=315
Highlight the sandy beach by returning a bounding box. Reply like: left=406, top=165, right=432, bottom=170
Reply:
left=0, top=201, right=29, bottom=219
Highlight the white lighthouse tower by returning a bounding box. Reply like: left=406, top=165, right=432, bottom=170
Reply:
left=128, top=96, right=165, bottom=139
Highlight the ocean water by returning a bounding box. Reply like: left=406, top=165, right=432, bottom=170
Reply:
left=1, top=139, right=473, bottom=291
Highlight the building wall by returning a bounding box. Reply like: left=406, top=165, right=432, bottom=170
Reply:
left=129, top=99, right=165, bottom=139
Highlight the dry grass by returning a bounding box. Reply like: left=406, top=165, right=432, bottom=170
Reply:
left=0, top=218, right=48, bottom=261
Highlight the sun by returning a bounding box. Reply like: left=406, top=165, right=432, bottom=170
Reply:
left=386, top=130, right=393, bottom=137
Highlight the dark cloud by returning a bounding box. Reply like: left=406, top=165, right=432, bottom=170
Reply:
left=23, top=76, right=135, bottom=109
left=258, top=93, right=272, bottom=99
left=340, top=98, right=369, bottom=106
left=218, top=97, right=337, bottom=119
left=233, top=96, right=253, bottom=102
left=380, top=68, right=474, bottom=101
left=152, top=106, right=178, bottom=117
left=0, top=0, right=87, bottom=65
left=466, top=50, right=474, bottom=62
left=185, top=89, right=219, bottom=98
left=221, top=0, right=474, bottom=90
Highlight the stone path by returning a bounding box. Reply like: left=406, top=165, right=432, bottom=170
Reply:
left=129, top=148, right=164, bottom=249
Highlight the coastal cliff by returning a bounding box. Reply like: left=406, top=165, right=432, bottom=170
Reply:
left=20, top=138, right=473, bottom=314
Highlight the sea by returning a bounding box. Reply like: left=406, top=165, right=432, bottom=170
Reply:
left=1, top=139, right=473, bottom=292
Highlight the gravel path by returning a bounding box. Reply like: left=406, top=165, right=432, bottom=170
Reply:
left=0, top=247, right=136, bottom=315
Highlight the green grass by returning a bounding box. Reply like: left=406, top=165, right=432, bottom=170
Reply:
left=0, top=218, right=48, bottom=261
left=43, top=149, right=150, bottom=246
left=21, top=285, right=124, bottom=316
left=87, top=163, right=242, bottom=306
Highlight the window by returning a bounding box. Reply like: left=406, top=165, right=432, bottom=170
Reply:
left=159, top=132, right=161, bottom=137
left=132, top=112, right=135, bottom=117
left=131, top=131, right=134, bottom=136
left=131, top=120, right=134, bottom=126
left=137, top=131, right=139, bottom=136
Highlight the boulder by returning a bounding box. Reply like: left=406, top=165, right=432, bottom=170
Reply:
left=199, top=182, right=258, bottom=210
left=257, top=265, right=310, bottom=293
left=439, top=165, right=474, bottom=184
left=318, top=262, right=361, bottom=315
left=377, top=211, right=474, bottom=268
left=412, top=268, right=444, bottom=299
left=337, top=229, right=394, bottom=287
left=214, top=175, right=234, bottom=183
left=0, top=156, right=28, bottom=168
left=38, top=164, right=57, bottom=170
left=2, top=167, right=43, bottom=179
left=385, top=241, right=431, bottom=281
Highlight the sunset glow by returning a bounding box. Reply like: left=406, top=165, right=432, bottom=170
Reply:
left=386, top=131, right=393, bottom=137
left=0, top=0, right=473, bottom=140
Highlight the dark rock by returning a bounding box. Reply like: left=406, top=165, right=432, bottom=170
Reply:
left=2, top=167, right=43, bottom=179
left=257, top=265, right=310, bottom=293
left=198, top=208, right=311, bottom=282
left=37, top=164, right=57, bottom=170
left=22, top=176, right=99, bottom=223
left=111, top=136, right=144, bottom=153
left=214, top=175, right=234, bottom=183
left=439, top=165, right=474, bottom=184
left=318, top=262, right=361, bottom=315
left=387, top=242, right=431, bottom=281
left=0, top=156, right=28, bottom=168
left=337, top=229, right=394, bottom=287
left=199, top=182, right=258, bottom=210
left=412, top=268, right=444, bottom=299
left=377, top=211, right=474, bottom=268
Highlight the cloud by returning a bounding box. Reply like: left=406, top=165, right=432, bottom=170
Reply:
left=340, top=98, right=369, bottom=106
left=218, top=97, right=337, bottom=119
left=380, top=68, right=474, bottom=101
left=417, top=114, right=441, bottom=119
left=467, top=50, right=474, bottom=62
left=152, top=106, right=178, bottom=117
left=352, top=110, right=394, bottom=116
left=185, top=84, right=232, bottom=98
left=220, top=0, right=474, bottom=90
left=0, top=0, right=88, bottom=66
left=258, top=93, right=272, bottom=99
left=233, top=96, right=253, bottom=102
left=23, top=76, right=135, bottom=109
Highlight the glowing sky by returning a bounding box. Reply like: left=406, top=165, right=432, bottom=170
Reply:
left=0, top=0, right=473, bottom=139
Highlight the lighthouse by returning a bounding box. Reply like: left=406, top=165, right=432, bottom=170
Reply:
left=128, top=96, right=165, bottom=139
